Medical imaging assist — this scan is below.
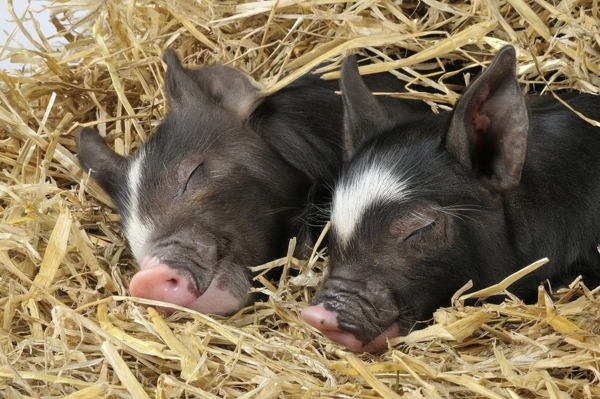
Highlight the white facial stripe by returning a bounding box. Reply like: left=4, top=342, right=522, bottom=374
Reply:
left=332, top=163, right=410, bottom=247
left=123, top=150, right=154, bottom=262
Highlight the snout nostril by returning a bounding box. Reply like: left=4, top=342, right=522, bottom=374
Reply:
left=166, top=278, right=179, bottom=288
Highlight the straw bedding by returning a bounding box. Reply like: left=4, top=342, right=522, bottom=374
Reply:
left=1, top=0, right=600, bottom=397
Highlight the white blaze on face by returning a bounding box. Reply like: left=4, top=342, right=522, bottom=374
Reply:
left=332, top=162, right=410, bottom=247
left=123, top=150, right=155, bottom=262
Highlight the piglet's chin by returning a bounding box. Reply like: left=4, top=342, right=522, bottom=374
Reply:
left=301, top=303, right=400, bottom=352
left=129, top=256, right=244, bottom=316
left=183, top=277, right=245, bottom=315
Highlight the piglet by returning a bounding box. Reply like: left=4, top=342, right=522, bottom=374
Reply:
left=78, top=50, right=429, bottom=316
left=302, top=46, right=600, bottom=352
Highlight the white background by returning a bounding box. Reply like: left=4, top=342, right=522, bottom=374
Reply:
left=0, top=1, right=59, bottom=69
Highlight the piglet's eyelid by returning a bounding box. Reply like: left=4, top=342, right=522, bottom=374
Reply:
left=189, top=161, right=205, bottom=177
left=182, top=161, right=205, bottom=193
left=402, top=218, right=438, bottom=242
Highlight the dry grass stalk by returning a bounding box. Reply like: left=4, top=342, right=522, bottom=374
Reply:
left=1, top=0, right=600, bottom=397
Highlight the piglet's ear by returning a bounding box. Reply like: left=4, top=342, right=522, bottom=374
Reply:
left=162, top=49, right=207, bottom=111
left=446, top=45, right=528, bottom=193
left=340, top=54, right=393, bottom=161
left=162, top=49, right=258, bottom=119
left=77, top=127, right=126, bottom=198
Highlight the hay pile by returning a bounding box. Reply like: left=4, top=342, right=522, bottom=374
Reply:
left=1, top=0, right=600, bottom=397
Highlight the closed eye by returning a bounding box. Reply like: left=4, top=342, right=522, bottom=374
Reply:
left=183, top=161, right=205, bottom=192
left=403, top=219, right=437, bottom=242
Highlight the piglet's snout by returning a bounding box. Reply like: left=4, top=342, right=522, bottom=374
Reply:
left=129, top=256, right=199, bottom=315
left=129, top=255, right=246, bottom=316
left=302, top=304, right=401, bottom=353
left=301, top=304, right=354, bottom=347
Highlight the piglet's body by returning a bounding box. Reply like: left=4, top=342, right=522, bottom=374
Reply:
left=302, top=46, right=600, bottom=352
left=78, top=50, right=429, bottom=315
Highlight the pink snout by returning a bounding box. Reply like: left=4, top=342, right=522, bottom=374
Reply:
left=301, top=304, right=400, bottom=352
left=129, top=256, right=244, bottom=315
left=129, top=256, right=198, bottom=315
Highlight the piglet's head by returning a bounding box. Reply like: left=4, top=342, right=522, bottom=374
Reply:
left=302, top=46, right=529, bottom=352
left=79, top=50, right=308, bottom=316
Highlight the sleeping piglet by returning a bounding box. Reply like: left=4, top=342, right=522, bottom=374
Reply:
left=302, top=46, right=600, bottom=352
left=78, top=50, right=429, bottom=316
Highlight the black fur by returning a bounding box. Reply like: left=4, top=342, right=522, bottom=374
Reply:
left=77, top=50, right=430, bottom=313
left=310, top=46, right=600, bottom=349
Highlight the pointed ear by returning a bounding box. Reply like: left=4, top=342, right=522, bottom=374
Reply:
left=162, top=49, right=258, bottom=119
left=446, top=45, right=528, bottom=193
left=162, top=49, right=207, bottom=111
left=77, top=127, right=126, bottom=198
left=340, top=54, right=393, bottom=161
